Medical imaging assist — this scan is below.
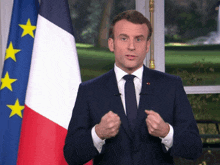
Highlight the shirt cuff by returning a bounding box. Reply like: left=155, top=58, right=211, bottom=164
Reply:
left=160, top=124, right=174, bottom=151
left=91, top=125, right=105, bottom=153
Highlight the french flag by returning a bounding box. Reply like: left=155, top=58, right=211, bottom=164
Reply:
left=17, top=0, right=92, bottom=164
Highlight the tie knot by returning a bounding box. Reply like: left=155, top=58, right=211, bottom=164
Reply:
left=123, top=75, right=135, bottom=81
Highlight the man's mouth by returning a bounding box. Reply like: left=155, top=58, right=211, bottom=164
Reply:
left=126, top=55, right=136, bottom=60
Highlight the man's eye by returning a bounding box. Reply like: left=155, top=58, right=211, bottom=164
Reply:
left=136, top=38, right=142, bottom=41
left=121, top=38, right=127, bottom=41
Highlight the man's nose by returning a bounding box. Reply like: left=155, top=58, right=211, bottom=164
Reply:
left=128, top=40, right=135, bottom=51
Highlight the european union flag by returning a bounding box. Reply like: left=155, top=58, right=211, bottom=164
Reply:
left=0, top=0, right=39, bottom=164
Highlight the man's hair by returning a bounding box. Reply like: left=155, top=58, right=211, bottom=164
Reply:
left=108, top=10, right=153, bottom=40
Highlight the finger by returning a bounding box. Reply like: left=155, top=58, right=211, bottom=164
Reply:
left=108, top=111, right=119, bottom=116
left=109, top=115, right=120, bottom=123
left=108, top=111, right=120, bottom=118
left=146, top=113, right=155, bottom=122
left=146, top=118, right=151, bottom=128
left=113, top=119, right=121, bottom=128
left=146, top=117, right=157, bottom=130
left=146, top=117, right=152, bottom=126
left=145, top=110, right=159, bottom=117
left=146, top=121, right=152, bottom=132
left=146, top=120, right=157, bottom=135
left=112, top=129, right=119, bottom=137
left=115, top=123, right=121, bottom=130
left=146, top=118, right=149, bottom=127
left=109, top=117, right=121, bottom=127
left=107, top=110, right=114, bottom=115
left=145, top=110, right=150, bottom=114
left=102, top=111, right=112, bottom=119
left=104, top=112, right=115, bottom=120
left=145, top=110, right=154, bottom=115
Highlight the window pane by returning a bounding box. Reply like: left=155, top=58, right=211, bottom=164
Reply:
left=165, top=49, right=220, bottom=86
left=165, top=0, right=220, bottom=86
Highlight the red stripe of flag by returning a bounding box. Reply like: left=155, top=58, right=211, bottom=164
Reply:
left=17, top=105, right=68, bottom=164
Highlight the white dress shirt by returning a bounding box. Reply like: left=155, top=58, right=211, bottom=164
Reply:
left=92, top=64, right=174, bottom=153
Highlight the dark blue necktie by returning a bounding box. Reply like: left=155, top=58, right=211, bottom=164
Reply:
left=123, top=75, right=137, bottom=131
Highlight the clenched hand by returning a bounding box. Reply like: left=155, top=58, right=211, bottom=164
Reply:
left=95, top=111, right=121, bottom=140
left=145, top=110, right=170, bottom=138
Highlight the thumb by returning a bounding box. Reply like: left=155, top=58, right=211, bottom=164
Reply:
left=145, top=110, right=151, bottom=115
left=145, top=110, right=156, bottom=115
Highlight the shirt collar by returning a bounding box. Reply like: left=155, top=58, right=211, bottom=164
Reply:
left=114, top=64, right=143, bottom=83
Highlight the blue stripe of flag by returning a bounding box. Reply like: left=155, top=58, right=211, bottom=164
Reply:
left=39, top=0, right=74, bottom=35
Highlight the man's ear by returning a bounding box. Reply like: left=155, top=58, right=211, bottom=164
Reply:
left=108, top=38, right=114, bottom=52
left=146, top=39, right=151, bottom=53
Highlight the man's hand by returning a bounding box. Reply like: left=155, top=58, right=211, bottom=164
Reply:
left=145, top=110, right=170, bottom=138
left=95, top=111, right=121, bottom=140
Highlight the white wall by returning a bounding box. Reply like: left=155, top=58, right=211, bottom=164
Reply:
left=0, top=0, right=13, bottom=76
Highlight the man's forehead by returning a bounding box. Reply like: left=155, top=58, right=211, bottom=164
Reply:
left=114, top=20, right=149, bottom=36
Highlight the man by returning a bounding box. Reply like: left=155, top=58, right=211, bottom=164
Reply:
left=64, top=10, right=202, bottom=165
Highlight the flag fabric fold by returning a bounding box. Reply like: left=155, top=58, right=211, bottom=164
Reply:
left=0, top=0, right=38, bottom=164
left=16, top=0, right=92, bottom=164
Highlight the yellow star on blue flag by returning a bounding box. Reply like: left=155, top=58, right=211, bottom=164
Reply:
left=5, top=42, right=21, bottom=62
left=0, top=72, right=17, bottom=91
left=19, top=18, right=37, bottom=38
left=0, top=0, right=39, bottom=164
left=7, top=99, right=24, bottom=118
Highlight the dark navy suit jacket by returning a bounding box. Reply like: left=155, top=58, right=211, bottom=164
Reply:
left=64, top=66, right=202, bottom=165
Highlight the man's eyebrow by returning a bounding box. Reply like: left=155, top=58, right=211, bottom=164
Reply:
left=119, top=34, right=129, bottom=37
left=135, top=35, right=145, bottom=38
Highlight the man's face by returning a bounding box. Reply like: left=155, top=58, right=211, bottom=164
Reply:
left=108, top=19, right=151, bottom=74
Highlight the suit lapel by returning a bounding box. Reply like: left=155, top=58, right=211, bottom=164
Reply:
left=135, top=66, right=156, bottom=130
left=105, top=70, right=133, bottom=140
